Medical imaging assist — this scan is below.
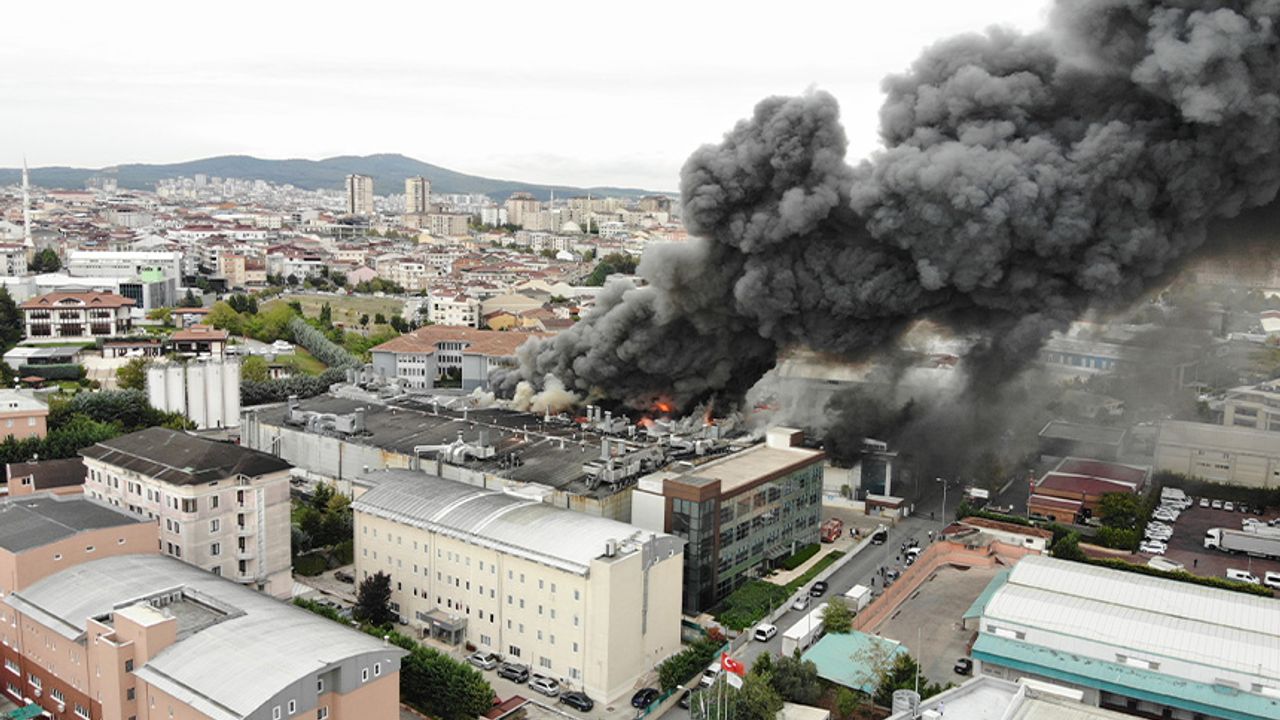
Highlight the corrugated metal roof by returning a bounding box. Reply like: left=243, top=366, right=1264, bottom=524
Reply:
left=984, top=556, right=1280, bottom=678
left=353, top=470, right=676, bottom=575
left=4, top=555, right=402, bottom=720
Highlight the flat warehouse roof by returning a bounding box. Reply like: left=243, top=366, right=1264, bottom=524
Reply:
left=678, top=443, right=823, bottom=495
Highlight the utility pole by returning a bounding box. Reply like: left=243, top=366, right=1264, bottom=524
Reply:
left=936, top=477, right=947, bottom=523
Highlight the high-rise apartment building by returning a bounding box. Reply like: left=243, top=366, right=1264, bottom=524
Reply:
left=345, top=174, right=375, bottom=216
left=405, top=176, right=431, bottom=214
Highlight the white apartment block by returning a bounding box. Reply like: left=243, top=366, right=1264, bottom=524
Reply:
left=426, top=293, right=480, bottom=327
left=1221, top=381, right=1280, bottom=432
left=80, top=427, right=296, bottom=597
left=67, top=250, right=184, bottom=280
left=346, top=174, right=375, bottom=216
left=352, top=471, right=684, bottom=703
left=0, top=243, right=28, bottom=277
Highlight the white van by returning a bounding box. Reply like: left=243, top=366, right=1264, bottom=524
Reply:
left=753, top=624, right=778, bottom=642
left=1226, top=569, right=1260, bottom=585
left=698, top=661, right=720, bottom=688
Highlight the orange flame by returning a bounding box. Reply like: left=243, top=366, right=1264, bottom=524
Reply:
left=638, top=417, right=656, bottom=429
left=654, top=401, right=673, bottom=415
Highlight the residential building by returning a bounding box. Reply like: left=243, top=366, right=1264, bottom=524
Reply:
left=1221, top=381, right=1280, bottom=432
left=345, top=174, right=375, bottom=216
left=405, top=176, right=431, bottom=214
left=972, top=554, right=1280, bottom=720
left=370, top=325, right=545, bottom=391
left=170, top=323, right=230, bottom=359
left=352, top=469, right=684, bottom=702
left=20, top=291, right=135, bottom=340
left=426, top=293, right=480, bottom=327
left=1155, top=420, right=1280, bottom=487
left=219, top=253, right=248, bottom=288
left=4, top=458, right=87, bottom=497
left=1, top=554, right=404, bottom=720
left=0, top=390, right=48, bottom=441
left=425, top=213, right=469, bottom=238
left=504, top=192, right=541, bottom=228
left=79, top=427, right=295, bottom=597
left=0, top=492, right=156, bottom=595
left=631, top=428, right=825, bottom=614
left=0, top=243, right=28, bottom=276
left=147, top=358, right=242, bottom=430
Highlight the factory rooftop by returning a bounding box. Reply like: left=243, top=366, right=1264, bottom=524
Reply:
left=0, top=493, right=146, bottom=552
left=671, top=443, right=823, bottom=494
left=4, top=554, right=403, bottom=720
left=353, top=469, right=680, bottom=574
left=80, top=427, right=292, bottom=485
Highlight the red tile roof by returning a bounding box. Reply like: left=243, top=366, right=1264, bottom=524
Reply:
left=1037, top=472, right=1137, bottom=497
left=171, top=324, right=229, bottom=342
left=372, top=325, right=547, bottom=357
left=1055, top=458, right=1149, bottom=487
left=20, top=291, right=136, bottom=310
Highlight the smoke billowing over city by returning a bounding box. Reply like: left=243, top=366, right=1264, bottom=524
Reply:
left=503, top=0, right=1280, bottom=447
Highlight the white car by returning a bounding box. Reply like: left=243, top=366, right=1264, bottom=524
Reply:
left=1265, top=572, right=1280, bottom=590
left=1152, top=510, right=1179, bottom=523
left=1224, top=501, right=1235, bottom=512
left=1199, top=497, right=1210, bottom=508
left=1138, top=540, right=1167, bottom=555
left=1226, top=569, right=1259, bottom=585
left=1243, top=518, right=1262, bottom=528
left=1211, top=499, right=1223, bottom=509
left=791, top=595, right=811, bottom=612
left=753, top=624, right=778, bottom=642
left=1145, top=529, right=1172, bottom=541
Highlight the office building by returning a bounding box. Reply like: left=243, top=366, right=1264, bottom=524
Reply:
left=20, top=291, right=135, bottom=341
left=345, top=174, right=375, bottom=216
left=972, top=555, right=1280, bottom=720
left=352, top=470, right=684, bottom=702
left=66, top=250, right=183, bottom=281
left=1155, top=420, right=1280, bottom=487
left=1, top=554, right=404, bottom=720
left=632, top=428, right=825, bottom=613
left=405, top=176, right=431, bottom=214
left=79, top=428, right=295, bottom=597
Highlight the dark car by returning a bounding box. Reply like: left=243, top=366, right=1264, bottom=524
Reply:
left=809, top=581, right=829, bottom=597
left=679, top=690, right=694, bottom=709
left=954, top=658, right=973, bottom=675
left=631, top=687, right=660, bottom=709
left=870, top=531, right=888, bottom=545
left=334, top=570, right=355, bottom=583
left=559, top=691, right=594, bottom=712
left=496, top=662, right=529, bottom=683
left=1238, top=503, right=1250, bottom=514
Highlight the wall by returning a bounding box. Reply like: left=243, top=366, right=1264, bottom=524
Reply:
left=0, top=520, right=157, bottom=596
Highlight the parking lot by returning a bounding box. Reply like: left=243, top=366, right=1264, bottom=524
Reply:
left=1133, top=500, right=1280, bottom=586
left=873, top=564, right=1000, bottom=686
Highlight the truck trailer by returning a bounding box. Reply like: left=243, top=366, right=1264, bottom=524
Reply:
left=781, top=602, right=828, bottom=657
left=843, top=584, right=873, bottom=612
left=1204, top=526, right=1280, bottom=560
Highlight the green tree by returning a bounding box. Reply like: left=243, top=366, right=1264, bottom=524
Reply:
left=400, top=645, right=494, bottom=720
left=286, top=274, right=299, bottom=286
left=147, top=307, right=173, bottom=325
left=374, top=312, right=387, bottom=325
left=692, top=673, right=783, bottom=720
left=584, top=252, right=639, bottom=286
left=1050, top=531, right=1088, bottom=561
left=30, top=247, right=61, bottom=273
left=389, top=315, right=408, bottom=333
left=354, top=571, right=396, bottom=628
left=359, top=314, right=370, bottom=328
left=750, top=651, right=774, bottom=678
left=1098, top=492, right=1140, bottom=529
left=227, top=294, right=258, bottom=315
left=835, top=688, right=863, bottom=719
left=205, top=301, right=243, bottom=336
left=769, top=655, right=822, bottom=705
left=821, top=597, right=853, bottom=634
left=178, top=289, right=203, bottom=308
left=241, top=355, right=270, bottom=382
left=319, top=302, right=333, bottom=329
left=0, top=288, right=24, bottom=351
left=870, top=652, right=948, bottom=707
left=116, top=357, right=149, bottom=391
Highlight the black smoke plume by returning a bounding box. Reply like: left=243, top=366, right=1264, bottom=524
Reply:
left=502, top=1, right=1280, bottom=418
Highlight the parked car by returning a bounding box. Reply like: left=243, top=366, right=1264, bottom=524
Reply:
left=905, top=547, right=922, bottom=563
left=1138, top=540, right=1167, bottom=555
left=1199, top=497, right=1210, bottom=508
left=631, top=688, right=660, bottom=709
left=559, top=691, right=594, bottom=712
left=1226, top=569, right=1260, bottom=585
left=1224, top=501, right=1235, bottom=512
left=1211, top=499, right=1224, bottom=509
left=754, top=623, right=778, bottom=642
left=679, top=690, right=694, bottom=709
left=529, top=674, right=560, bottom=697
left=333, top=570, right=355, bottom=583
left=1152, top=509, right=1179, bottom=523
left=467, top=652, right=500, bottom=671
left=1145, top=529, right=1172, bottom=541
left=870, top=530, right=888, bottom=545
left=954, top=658, right=973, bottom=675
left=809, top=581, right=829, bottom=597
left=1238, top=503, right=1250, bottom=514
left=792, top=595, right=811, bottom=611
left=497, top=663, right=529, bottom=683
left=1265, top=572, right=1280, bottom=590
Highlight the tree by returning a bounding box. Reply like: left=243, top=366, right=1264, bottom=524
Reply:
left=179, top=289, right=203, bottom=308
left=1098, top=492, right=1140, bottom=529
left=147, top=307, right=173, bottom=325
left=359, top=314, right=370, bottom=328
left=206, top=301, right=244, bottom=336
left=331, top=271, right=347, bottom=288
left=769, top=655, right=822, bottom=705
left=750, top=651, right=774, bottom=678
left=821, top=597, right=854, bottom=634
left=286, top=274, right=299, bottom=286
left=835, top=688, right=864, bottom=720
left=374, top=312, right=387, bottom=325
left=116, top=358, right=149, bottom=391
left=30, top=247, right=61, bottom=273
left=389, top=315, right=408, bottom=333
left=354, top=571, right=396, bottom=628
left=870, top=652, right=948, bottom=707
left=1050, top=531, right=1088, bottom=561
left=241, top=355, right=270, bottom=382
left=692, top=673, right=783, bottom=720
left=227, top=294, right=258, bottom=315
left=400, top=645, right=494, bottom=720
left=584, top=252, right=639, bottom=286
left=318, top=302, right=333, bottom=329
left=0, top=289, right=23, bottom=351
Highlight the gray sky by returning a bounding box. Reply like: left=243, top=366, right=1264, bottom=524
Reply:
left=3, top=0, right=1051, bottom=191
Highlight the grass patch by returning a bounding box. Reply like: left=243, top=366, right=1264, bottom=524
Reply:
left=713, top=550, right=846, bottom=631
left=265, top=294, right=406, bottom=328
left=784, top=551, right=844, bottom=594
left=281, top=347, right=327, bottom=376
left=778, top=543, right=821, bottom=571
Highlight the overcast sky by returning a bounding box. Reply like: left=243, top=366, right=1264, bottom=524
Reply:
left=3, top=0, right=1052, bottom=191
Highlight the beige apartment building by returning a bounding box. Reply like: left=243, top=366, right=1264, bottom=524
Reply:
left=345, top=174, right=375, bottom=216
left=352, top=471, right=684, bottom=703
left=2, top=554, right=404, bottom=720
left=405, top=176, right=431, bottom=214
left=79, top=427, right=295, bottom=597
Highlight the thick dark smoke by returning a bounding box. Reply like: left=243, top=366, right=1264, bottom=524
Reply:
left=501, top=1, right=1280, bottom=416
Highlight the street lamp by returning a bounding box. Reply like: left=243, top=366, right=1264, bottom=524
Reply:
left=936, top=477, right=947, bottom=523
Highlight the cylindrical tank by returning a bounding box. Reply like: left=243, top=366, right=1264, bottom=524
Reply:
left=892, top=690, right=921, bottom=716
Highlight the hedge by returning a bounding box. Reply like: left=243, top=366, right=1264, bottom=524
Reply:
left=779, top=543, right=821, bottom=571
left=333, top=539, right=354, bottom=566
left=1086, top=557, right=1273, bottom=597
left=656, top=632, right=726, bottom=692
left=290, top=317, right=360, bottom=369
left=19, top=363, right=85, bottom=381
left=242, top=367, right=346, bottom=405
left=714, top=581, right=792, bottom=631
left=293, top=551, right=328, bottom=576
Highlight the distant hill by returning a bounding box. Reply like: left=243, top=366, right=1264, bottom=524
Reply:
left=0, top=153, right=672, bottom=202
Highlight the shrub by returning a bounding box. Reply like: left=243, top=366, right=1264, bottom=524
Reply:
left=1087, top=557, right=1273, bottom=597
left=293, top=551, right=328, bottom=576
left=333, top=539, right=354, bottom=565
left=1094, top=526, right=1140, bottom=551
left=290, top=318, right=360, bottom=369
left=714, top=581, right=791, bottom=631
left=657, top=633, right=725, bottom=691
left=19, top=363, right=85, bottom=381
left=779, top=543, right=820, bottom=571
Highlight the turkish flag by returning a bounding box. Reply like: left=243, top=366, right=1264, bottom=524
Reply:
left=721, top=652, right=746, bottom=677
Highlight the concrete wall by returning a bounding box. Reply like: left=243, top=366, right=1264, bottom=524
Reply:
left=0, top=519, right=158, bottom=596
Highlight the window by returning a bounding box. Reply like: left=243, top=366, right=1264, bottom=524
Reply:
left=210, top=519, right=220, bottom=533
left=317, top=679, right=324, bottom=694
left=125, top=659, right=134, bottom=672
left=374, top=663, right=382, bottom=677
left=127, top=688, right=135, bottom=700
left=287, top=699, right=297, bottom=714
left=361, top=668, right=369, bottom=682
left=508, top=645, right=521, bottom=658
left=3, top=659, right=17, bottom=675
left=51, top=688, right=65, bottom=703
left=86, top=545, right=95, bottom=553
left=27, top=673, right=40, bottom=689
left=74, top=705, right=89, bottom=720
left=211, top=542, right=221, bottom=556
left=272, top=707, right=282, bottom=720
left=318, top=708, right=329, bottom=720
left=211, top=495, right=219, bottom=509
left=539, top=657, right=552, bottom=669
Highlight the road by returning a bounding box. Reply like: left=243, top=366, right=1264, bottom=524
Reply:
left=660, top=513, right=944, bottom=719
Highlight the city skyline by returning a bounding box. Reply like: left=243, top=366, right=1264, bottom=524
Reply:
left=2, top=0, right=1048, bottom=190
